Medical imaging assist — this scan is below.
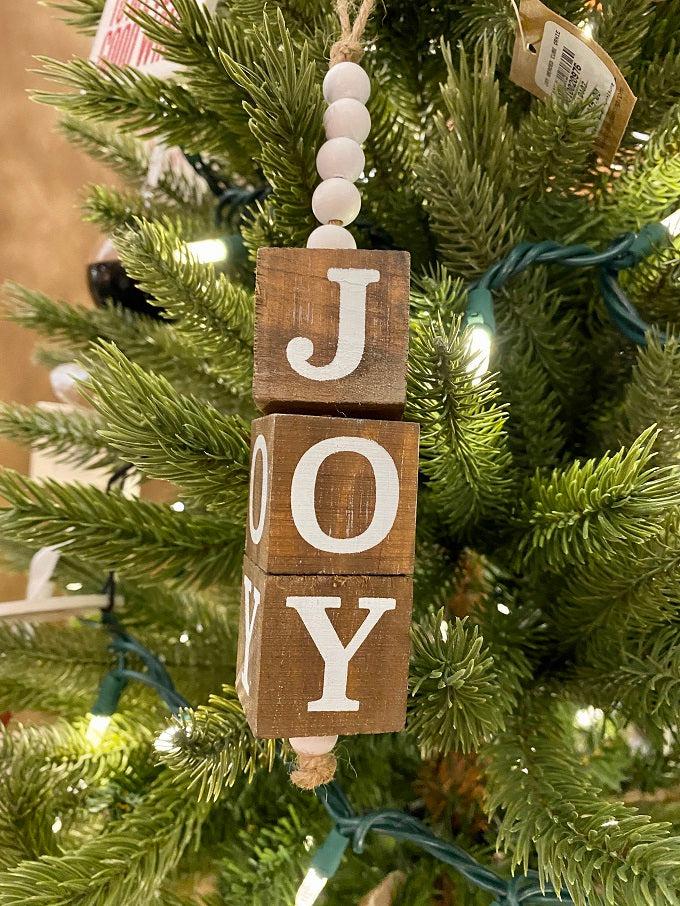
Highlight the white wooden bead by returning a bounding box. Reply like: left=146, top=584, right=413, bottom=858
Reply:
left=306, top=224, right=357, bottom=249
left=289, top=735, right=338, bottom=756
left=323, top=61, right=371, bottom=104
left=311, top=177, right=361, bottom=226
left=324, top=98, right=371, bottom=143
left=316, top=137, right=365, bottom=182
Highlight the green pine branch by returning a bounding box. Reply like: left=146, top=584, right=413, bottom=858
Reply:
left=46, top=0, right=105, bottom=34
left=84, top=343, right=250, bottom=512
left=113, top=220, right=253, bottom=394
left=0, top=769, right=211, bottom=906
left=512, top=93, right=598, bottom=241
left=0, top=470, right=244, bottom=589
left=406, top=314, right=513, bottom=536
left=34, top=57, right=233, bottom=157
left=219, top=10, right=323, bottom=246
left=417, top=41, right=519, bottom=278
left=156, top=688, right=275, bottom=801
left=575, top=625, right=680, bottom=730
left=516, top=427, right=680, bottom=570
left=0, top=402, right=118, bottom=470
left=3, top=283, right=237, bottom=407
left=408, top=611, right=529, bottom=756
left=604, top=102, right=680, bottom=231
left=484, top=698, right=680, bottom=906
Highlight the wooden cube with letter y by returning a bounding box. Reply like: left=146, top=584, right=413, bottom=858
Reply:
left=236, top=557, right=413, bottom=737
left=253, top=248, right=411, bottom=417
left=246, top=412, right=419, bottom=576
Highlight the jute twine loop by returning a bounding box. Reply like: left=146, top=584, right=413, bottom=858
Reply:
left=330, top=0, right=377, bottom=65
left=291, top=751, right=338, bottom=789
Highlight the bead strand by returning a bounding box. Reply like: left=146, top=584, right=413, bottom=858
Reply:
left=308, top=61, right=371, bottom=250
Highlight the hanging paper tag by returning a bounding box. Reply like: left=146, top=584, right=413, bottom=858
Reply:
left=510, top=0, right=636, bottom=164
left=90, top=0, right=218, bottom=78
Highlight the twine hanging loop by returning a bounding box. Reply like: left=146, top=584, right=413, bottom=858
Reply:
left=330, top=0, right=377, bottom=65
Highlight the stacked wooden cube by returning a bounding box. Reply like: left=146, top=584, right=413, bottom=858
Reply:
left=236, top=245, right=419, bottom=743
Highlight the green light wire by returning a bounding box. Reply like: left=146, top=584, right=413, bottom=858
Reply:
left=313, top=782, right=573, bottom=905
left=464, top=222, right=672, bottom=347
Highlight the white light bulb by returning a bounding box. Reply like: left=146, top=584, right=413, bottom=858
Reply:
left=465, top=324, right=492, bottom=384
left=170, top=501, right=185, bottom=512
left=631, top=130, right=650, bottom=142
left=580, top=18, right=596, bottom=40
left=177, top=238, right=229, bottom=265
left=573, top=706, right=604, bottom=730
left=86, top=713, right=111, bottom=746
left=295, top=868, right=328, bottom=906
left=154, top=725, right=180, bottom=753
left=65, top=582, right=83, bottom=591
left=661, top=208, right=680, bottom=239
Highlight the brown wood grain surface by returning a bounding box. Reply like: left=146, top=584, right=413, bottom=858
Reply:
left=245, top=412, right=419, bottom=576
left=253, top=247, right=410, bottom=417
left=237, top=557, right=413, bottom=737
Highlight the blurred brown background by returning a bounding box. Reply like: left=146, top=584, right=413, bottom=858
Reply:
left=0, top=2, right=110, bottom=596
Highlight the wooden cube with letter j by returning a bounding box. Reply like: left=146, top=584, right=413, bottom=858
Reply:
left=253, top=247, right=411, bottom=417
left=236, top=557, right=413, bottom=737
left=246, top=412, right=419, bottom=576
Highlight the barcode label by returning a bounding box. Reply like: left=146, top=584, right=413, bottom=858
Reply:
left=554, top=46, right=577, bottom=96
left=535, top=22, right=616, bottom=130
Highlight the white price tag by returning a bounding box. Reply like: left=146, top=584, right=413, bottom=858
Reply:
left=535, top=23, right=616, bottom=130
left=90, top=0, right=217, bottom=79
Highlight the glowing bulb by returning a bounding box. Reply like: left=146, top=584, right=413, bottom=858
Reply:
left=180, top=238, right=229, bottom=265
left=170, top=500, right=185, bottom=512
left=574, top=706, right=604, bottom=730
left=580, top=18, right=596, bottom=40
left=154, top=725, right=180, bottom=753
left=65, top=582, right=83, bottom=591
left=661, top=208, right=680, bottom=239
left=86, top=713, right=111, bottom=746
left=51, top=815, right=63, bottom=833
left=295, top=868, right=328, bottom=906
left=631, top=130, right=650, bottom=142
left=497, top=602, right=511, bottom=615
left=465, top=324, right=492, bottom=384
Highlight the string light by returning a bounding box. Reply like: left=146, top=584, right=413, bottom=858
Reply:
left=631, top=130, right=651, bottom=142
left=85, top=713, right=112, bottom=746
left=153, top=725, right=181, bottom=753
left=295, top=829, right=349, bottom=906
left=579, top=18, right=596, bottom=40
left=464, top=323, right=493, bottom=383
left=462, top=221, right=676, bottom=360
left=463, top=287, right=495, bottom=382
left=574, top=706, right=605, bottom=730
left=179, top=237, right=229, bottom=265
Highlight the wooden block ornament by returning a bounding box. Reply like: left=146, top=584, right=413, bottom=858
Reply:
left=236, top=16, right=420, bottom=790
left=236, top=558, right=413, bottom=738
left=253, top=247, right=411, bottom=417
left=246, top=413, right=419, bottom=576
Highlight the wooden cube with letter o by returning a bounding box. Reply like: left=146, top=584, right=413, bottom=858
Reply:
left=236, top=558, right=413, bottom=737
left=253, top=248, right=410, bottom=417
left=245, top=413, right=419, bottom=576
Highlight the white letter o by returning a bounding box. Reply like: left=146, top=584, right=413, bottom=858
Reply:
left=290, top=436, right=399, bottom=554
left=249, top=434, right=268, bottom=544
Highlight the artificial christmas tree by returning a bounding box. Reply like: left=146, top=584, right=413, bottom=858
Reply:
left=0, top=0, right=679, bottom=903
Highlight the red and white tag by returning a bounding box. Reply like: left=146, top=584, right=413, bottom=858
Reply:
left=90, top=0, right=217, bottom=78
